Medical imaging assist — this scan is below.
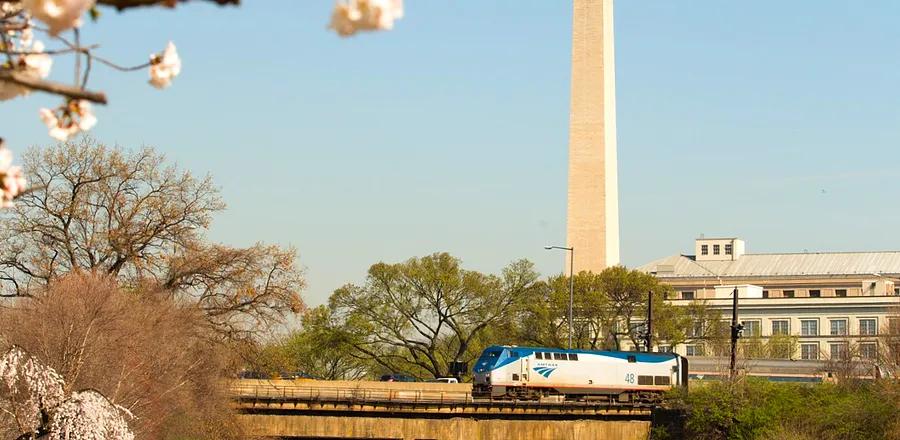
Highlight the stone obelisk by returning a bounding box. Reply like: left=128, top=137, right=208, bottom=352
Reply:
left=566, top=0, right=620, bottom=273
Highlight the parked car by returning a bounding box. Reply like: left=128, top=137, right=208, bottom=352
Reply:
left=379, top=373, right=417, bottom=382
left=429, top=377, right=459, bottom=384
left=278, top=371, right=317, bottom=380
left=236, top=370, right=271, bottom=380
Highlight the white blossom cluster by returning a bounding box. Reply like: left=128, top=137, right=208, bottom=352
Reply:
left=48, top=390, right=135, bottom=440
left=149, top=41, right=182, bottom=89
left=0, top=145, right=28, bottom=207
left=330, top=0, right=404, bottom=37
left=39, top=99, right=97, bottom=141
left=0, top=26, right=53, bottom=102
left=1, top=0, right=183, bottom=141
left=0, top=346, right=65, bottom=432
left=22, top=0, right=93, bottom=35
left=0, top=346, right=134, bottom=439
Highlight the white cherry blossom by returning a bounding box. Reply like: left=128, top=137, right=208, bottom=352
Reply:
left=39, top=99, right=97, bottom=141
left=330, top=0, right=404, bottom=37
left=148, top=41, right=182, bottom=89
left=21, top=0, right=93, bottom=36
left=48, top=390, right=135, bottom=440
left=23, top=40, right=53, bottom=79
left=0, top=38, right=52, bottom=101
left=0, top=346, right=66, bottom=431
left=0, top=144, right=28, bottom=207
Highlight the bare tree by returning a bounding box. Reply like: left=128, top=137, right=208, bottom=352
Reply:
left=0, top=272, right=242, bottom=439
left=0, top=138, right=304, bottom=339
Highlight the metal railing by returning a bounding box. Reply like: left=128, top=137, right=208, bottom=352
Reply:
left=228, top=381, right=655, bottom=410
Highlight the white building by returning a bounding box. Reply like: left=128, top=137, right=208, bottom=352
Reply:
left=638, top=237, right=900, bottom=361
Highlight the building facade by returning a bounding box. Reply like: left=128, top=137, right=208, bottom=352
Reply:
left=638, top=238, right=900, bottom=362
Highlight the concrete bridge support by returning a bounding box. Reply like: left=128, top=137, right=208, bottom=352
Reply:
left=239, top=414, right=650, bottom=440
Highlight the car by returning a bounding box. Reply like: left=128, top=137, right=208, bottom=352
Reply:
left=236, top=370, right=271, bottom=380
left=278, top=371, right=317, bottom=380
left=429, top=377, right=459, bottom=384
left=379, top=373, right=417, bottom=382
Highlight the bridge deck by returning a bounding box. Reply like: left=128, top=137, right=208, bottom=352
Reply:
left=230, top=380, right=652, bottom=418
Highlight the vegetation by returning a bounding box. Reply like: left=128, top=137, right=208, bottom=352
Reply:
left=260, top=256, right=724, bottom=381
left=0, top=138, right=305, bottom=341
left=662, top=378, right=900, bottom=440
left=0, top=272, right=242, bottom=439
left=0, top=140, right=305, bottom=439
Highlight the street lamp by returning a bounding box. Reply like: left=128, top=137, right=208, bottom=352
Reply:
left=545, top=245, right=574, bottom=349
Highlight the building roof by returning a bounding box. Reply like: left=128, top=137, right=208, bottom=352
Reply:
left=638, top=252, right=900, bottom=279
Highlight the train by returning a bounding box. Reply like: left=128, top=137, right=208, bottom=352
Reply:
left=472, top=345, right=688, bottom=403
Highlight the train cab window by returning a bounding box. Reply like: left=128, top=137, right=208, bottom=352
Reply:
left=627, top=355, right=636, bottom=363
left=568, top=353, right=578, bottom=361
left=510, top=351, right=519, bottom=358
left=554, top=353, right=566, bottom=360
left=535, top=352, right=543, bottom=359
left=487, top=351, right=501, bottom=358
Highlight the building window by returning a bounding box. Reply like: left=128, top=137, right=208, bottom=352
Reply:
left=830, top=319, right=848, bottom=336
left=859, top=319, right=877, bottom=336
left=809, top=289, right=821, bottom=298
left=658, top=346, right=672, bottom=353
left=801, top=343, right=819, bottom=360
left=762, top=290, right=769, bottom=298
left=701, top=245, right=708, bottom=255
left=836, top=289, right=847, bottom=297
left=725, top=244, right=733, bottom=255
left=713, top=244, right=720, bottom=255
left=682, top=291, right=695, bottom=300
left=890, top=318, right=900, bottom=335
left=688, top=322, right=704, bottom=338
left=830, top=342, right=849, bottom=360
left=801, top=320, right=818, bottom=336
left=685, top=345, right=703, bottom=357
left=860, top=343, right=877, bottom=360
left=783, top=290, right=795, bottom=298
left=895, top=287, right=900, bottom=295
left=772, top=320, right=790, bottom=336
left=743, top=321, right=760, bottom=338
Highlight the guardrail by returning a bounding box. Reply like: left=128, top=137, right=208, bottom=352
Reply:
left=230, top=382, right=476, bottom=405
left=229, top=380, right=656, bottom=416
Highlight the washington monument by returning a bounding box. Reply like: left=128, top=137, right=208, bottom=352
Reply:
left=566, top=0, right=620, bottom=273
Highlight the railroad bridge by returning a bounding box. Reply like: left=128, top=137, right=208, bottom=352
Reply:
left=231, top=380, right=654, bottom=439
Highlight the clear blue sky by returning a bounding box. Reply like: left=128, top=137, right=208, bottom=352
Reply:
left=2, top=1, right=900, bottom=305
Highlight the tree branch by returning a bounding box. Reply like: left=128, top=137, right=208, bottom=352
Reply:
left=0, top=70, right=108, bottom=104
left=95, top=0, right=239, bottom=11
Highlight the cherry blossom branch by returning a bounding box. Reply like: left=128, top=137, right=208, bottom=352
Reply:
left=0, top=70, right=108, bottom=104
left=95, top=0, right=238, bottom=11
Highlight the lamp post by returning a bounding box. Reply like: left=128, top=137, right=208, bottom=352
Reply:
left=545, top=245, right=575, bottom=349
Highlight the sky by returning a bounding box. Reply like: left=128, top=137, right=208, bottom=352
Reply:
left=2, top=1, right=900, bottom=306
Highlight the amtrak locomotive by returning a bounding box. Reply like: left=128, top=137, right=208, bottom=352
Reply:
left=473, top=345, right=688, bottom=403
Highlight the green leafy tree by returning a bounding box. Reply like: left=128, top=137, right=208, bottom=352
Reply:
left=517, top=266, right=687, bottom=351
left=327, top=253, right=539, bottom=379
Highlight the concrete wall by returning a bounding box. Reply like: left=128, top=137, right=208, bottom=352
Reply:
left=239, top=414, right=650, bottom=440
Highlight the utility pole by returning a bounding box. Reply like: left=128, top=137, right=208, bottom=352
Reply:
left=729, top=286, right=743, bottom=380
left=644, top=290, right=653, bottom=352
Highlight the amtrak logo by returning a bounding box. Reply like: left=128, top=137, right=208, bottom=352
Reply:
left=533, top=366, right=557, bottom=378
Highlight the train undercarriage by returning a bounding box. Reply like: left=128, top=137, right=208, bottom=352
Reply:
left=473, top=385, right=665, bottom=405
